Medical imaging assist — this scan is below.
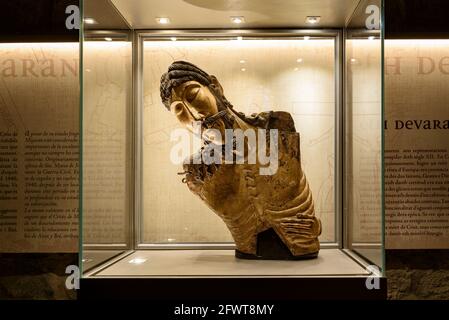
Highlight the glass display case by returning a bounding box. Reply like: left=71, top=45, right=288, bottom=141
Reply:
left=80, top=0, right=385, bottom=299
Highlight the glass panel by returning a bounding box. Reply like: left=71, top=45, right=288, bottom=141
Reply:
left=82, top=37, right=131, bottom=246
left=345, top=0, right=384, bottom=270
left=141, top=36, right=337, bottom=244
left=81, top=0, right=132, bottom=273
left=79, top=0, right=386, bottom=281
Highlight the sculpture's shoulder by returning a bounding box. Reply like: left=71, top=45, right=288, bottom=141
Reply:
left=266, top=111, right=296, bottom=132
left=239, top=111, right=296, bottom=132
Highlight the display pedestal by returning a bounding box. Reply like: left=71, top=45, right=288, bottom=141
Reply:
left=80, top=249, right=387, bottom=300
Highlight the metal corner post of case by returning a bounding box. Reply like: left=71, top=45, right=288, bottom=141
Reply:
left=132, top=31, right=143, bottom=250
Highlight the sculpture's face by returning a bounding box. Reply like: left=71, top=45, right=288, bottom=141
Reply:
left=170, top=80, right=219, bottom=132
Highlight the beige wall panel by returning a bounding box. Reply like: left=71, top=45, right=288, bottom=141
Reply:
left=142, top=39, right=336, bottom=243
left=385, top=40, right=449, bottom=249
left=0, top=43, right=79, bottom=252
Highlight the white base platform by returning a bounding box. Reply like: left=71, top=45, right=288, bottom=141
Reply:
left=86, top=249, right=371, bottom=277
left=82, top=250, right=124, bottom=272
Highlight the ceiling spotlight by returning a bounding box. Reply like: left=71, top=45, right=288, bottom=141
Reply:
left=241, top=68, right=246, bottom=72
left=294, top=67, right=299, bottom=71
left=129, top=258, right=147, bottom=265
left=231, top=16, right=245, bottom=24
left=296, top=58, right=303, bottom=63
left=306, top=16, right=321, bottom=24
left=240, top=60, right=246, bottom=64
left=350, top=58, right=358, bottom=64
left=104, top=37, right=112, bottom=41
left=304, top=36, right=310, bottom=41
left=156, top=17, right=170, bottom=24
left=84, top=18, right=97, bottom=25
left=170, top=37, right=177, bottom=41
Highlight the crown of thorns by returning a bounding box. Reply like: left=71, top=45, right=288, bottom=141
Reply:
left=160, top=61, right=212, bottom=110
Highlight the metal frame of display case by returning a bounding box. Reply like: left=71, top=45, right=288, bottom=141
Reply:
left=81, top=29, right=384, bottom=266
left=133, top=29, right=344, bottom=251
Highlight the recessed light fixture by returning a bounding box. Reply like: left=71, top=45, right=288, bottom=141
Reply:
left=104, top=37, right=112, bottom=42
left=304, top=36, right=310, bottom=41
left=240, top=60, right=246, bottom=64
left=170, top=37, right=177, bottom=41
left=294, top=67, right=299, bottom=71
left=296, top=58, right=303, bottom=63
left=231, top=16, right=245, bottom=24
left=350, top=58, right=357, bottom=64
left=84, top=18, right=97, bottom=25
left=368, top=36, right=375, bottom=40
left=241, top=68, right=246, bottom=72
left=156, top=17, right=170, bottom=24
left=305, top=16, right=321, bottom=24
left=129, top=258, right=147, bottom=265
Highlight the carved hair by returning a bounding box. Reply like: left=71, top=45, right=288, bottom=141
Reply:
left=160, top=61, right=235, bottom=113
left=160, top=61, right=212, bottom=110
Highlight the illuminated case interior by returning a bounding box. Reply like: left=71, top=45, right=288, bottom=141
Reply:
left=80, top=0, right=385, bottom=298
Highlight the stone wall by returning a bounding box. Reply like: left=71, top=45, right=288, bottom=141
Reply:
left=0, top=254, right=77, bottom=299
left=386, top=250, right=449, bottom=300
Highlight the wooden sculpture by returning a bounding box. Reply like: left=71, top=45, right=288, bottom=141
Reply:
left=160, top=61, right=321, bottom=259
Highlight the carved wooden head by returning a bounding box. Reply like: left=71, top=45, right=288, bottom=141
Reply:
left=160, top=61, right=232, bottom=133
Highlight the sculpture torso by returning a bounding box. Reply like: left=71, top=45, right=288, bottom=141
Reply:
left=183, top=111, right=321, bottom=257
